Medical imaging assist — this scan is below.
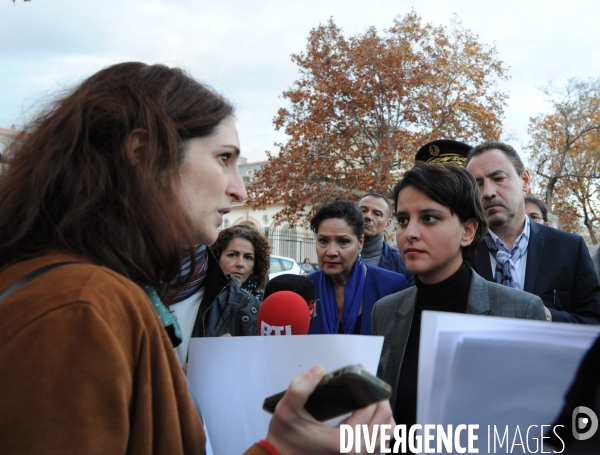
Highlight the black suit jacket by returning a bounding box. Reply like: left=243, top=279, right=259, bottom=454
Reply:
left=473, top=221, right=600, bottom=324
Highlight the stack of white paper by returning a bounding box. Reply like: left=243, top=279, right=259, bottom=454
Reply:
left=418, top=311, right=600, bottom=453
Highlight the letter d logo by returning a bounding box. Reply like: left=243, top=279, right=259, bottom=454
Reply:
left=572, top=406, right=598, bottom=441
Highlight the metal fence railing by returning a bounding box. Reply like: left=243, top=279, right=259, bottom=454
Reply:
left=268, top=228, right=317, bottom=264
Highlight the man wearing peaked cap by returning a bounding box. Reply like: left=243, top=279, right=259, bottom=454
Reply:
left=415, top=139, right=472, bottom=167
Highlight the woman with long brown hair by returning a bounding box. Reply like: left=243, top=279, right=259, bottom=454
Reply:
left=0, top=62, right=392, bottom=454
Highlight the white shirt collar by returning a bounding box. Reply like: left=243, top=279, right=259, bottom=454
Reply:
left=488, top=215, right=530, bottom=250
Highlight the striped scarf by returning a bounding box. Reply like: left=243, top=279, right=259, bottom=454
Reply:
left=484, top=229, right=529, bottom=289
left=173, top=246, right=209, bottom=303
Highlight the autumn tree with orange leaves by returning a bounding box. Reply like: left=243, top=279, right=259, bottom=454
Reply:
left=527, top=78, right=600, bottom=240
left=247, top=12, right=509, bottom=224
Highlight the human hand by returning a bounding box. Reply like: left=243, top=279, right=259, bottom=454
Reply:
left=545, top=307, right=552, bottom=322
left=264, top=365, right=394, bottom=455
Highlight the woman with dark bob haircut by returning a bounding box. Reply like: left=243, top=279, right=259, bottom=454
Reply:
left=307, top=199, right=409, bottom=335
left=210, top=225, right=271, bottom=300
left=371, top=162, right=546, bottom=428
left=0, top=63, right=392, bottom=454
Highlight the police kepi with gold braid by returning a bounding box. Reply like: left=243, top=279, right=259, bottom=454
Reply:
left=415, top=139, right=472, bottom=167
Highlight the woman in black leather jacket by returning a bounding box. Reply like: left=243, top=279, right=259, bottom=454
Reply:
left=211, top=225, right=271, bottom=301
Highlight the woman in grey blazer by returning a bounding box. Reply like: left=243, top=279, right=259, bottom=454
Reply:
left=371, top=162, right=547, bottom=428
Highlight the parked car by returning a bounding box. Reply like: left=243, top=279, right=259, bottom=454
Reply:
left=268, top=255, right=303, bottom=281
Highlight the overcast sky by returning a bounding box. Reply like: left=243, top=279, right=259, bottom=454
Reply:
left=1, top=0, right=599, bottom=162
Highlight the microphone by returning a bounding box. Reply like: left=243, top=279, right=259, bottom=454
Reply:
left=257, top=291, right=311, bottom=336
left=264, top=274, right=316, bottom=318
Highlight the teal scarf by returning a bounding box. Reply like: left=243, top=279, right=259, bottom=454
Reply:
left=142, top=284, right=183, bottom=347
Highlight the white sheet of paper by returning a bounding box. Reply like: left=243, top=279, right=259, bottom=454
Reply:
left=187, top=335, right=384, bottom=455
left=442, top=338, right=583, bottom=426
left=417, top=311, right=600, bottom=453
left=418, top=312, right=600, bottom=426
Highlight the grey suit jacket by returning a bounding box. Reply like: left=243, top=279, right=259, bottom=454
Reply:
left=370, top=269, right=546, bottom=407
